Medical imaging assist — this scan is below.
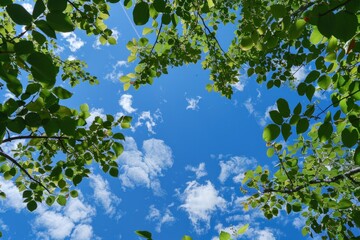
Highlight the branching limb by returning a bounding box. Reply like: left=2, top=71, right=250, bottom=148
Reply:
left=197, top=13, right=237, bottom=65
left=150, top=22, right=163, bottom=55
left=0, top=151, right=50, bottom=193
left=2, top=135, right=69, bottom=144
left=315, top=89, right=360, bottom=119
left=264, top=167, right=360, bottom=194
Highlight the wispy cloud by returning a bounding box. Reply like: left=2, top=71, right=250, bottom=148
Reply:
left=185, top=163, right=207, bottom=179
left=218, top=156, right=257, bottom=184
left=118, top=137, right=173, bottom=195
left=186, top=96, right=202, bottom=110
left=179, top=180, right=226, bottom=234
left=243, top=98, right=277, bottom=127
left=132, top=109, right=162, bottom=134
left=89, top=174, right=121, bottom=218
left=105, top=60, right=128, bottom=82
left=146, top=205, right=175, bottom=232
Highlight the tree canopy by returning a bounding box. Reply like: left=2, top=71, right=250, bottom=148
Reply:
left=0, top=0, right=360, bottom=239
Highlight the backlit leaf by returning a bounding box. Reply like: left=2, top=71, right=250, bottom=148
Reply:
left=263, top=124, right=280, bottom=142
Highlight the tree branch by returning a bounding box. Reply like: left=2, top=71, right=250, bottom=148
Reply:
left=197, top=13, right=237, bottom=65
left=0, top=151, right=50, bottom=193
left=319, top=0, right=351, bottom=17
left=314, top=89, right=360, bottom=119
left=264, top=167, right=360, bottom=194
left=67, top=0, right=82, bottom=13
left=1, top=135, right=69, bottom=144
left=150, top=22, right=163, bottom=55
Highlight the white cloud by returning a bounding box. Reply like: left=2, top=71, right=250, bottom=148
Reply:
left=214, top=224, right=277, bottom=240
left=67, top=55, right=76, bottom=61
left=218, top=156, right=257, bottom=184
left=118, top=137, right=173, bottom=195
left=244, top=98, right=255, bottom=115
left=33, top=194, right=95, bottom=240
left=61, top=33, right=85, bottom=52
left=243, top=98, right=277, bottom=127
left=70, top=224, right=93, bottom=240
left=0, top=177, right=25, bottom=212
left=89, top=174, right=121, bottom=218
left=119, top=94, right=137, bottom=113
left=185, top=163, right=207, bottom=179
left=186, top=96, right=201, bottom=110
left=180, top=180, right=226, bottom=233
left=146, top=205, right=175, bottom=232
left=105, top=60, right=128, bottom=82
left=3, top=89, right=15, bottom=101
left=133, top=109, right=162, bottom=134
left=232, top=75, right=247, bottom=92
left=293, top=216, right=306, bottom=229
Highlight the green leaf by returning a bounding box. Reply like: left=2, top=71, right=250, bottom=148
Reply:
left=73, top=175, right=82, bottom=186
left=7, top=117, right=25, bottom=133
left=281, top=123, right=291, bottom=141
left=153, top=0, right=166, bottom=12
left=46, top=12, right=75, bottom=32
left=135, top=230, right=152, bottom=239
left=269, top=110, right=283, bottom=125
left=121, top=116, right=132, bottom=129
left=133, top=2, right=150, bottom=26
left=33, top=0, right=46, bottom=19
left=109, top=167, right=119, bottom=177
left=57, top=195, right=67, bottom=206
left=276, top=98, right=290, bottom=118
left=240, top=36, right=253, bottom=51
left=341, top=128, right=358, bottom=148
left=263, top=124, right=280, bottom=142
left=46, top=196, right=55, bottom=206
left=35, top=20, right=57, bottom=39
left=6, top=4, right=33, bottom=25
left=53, top=86, right=73, bottom=99
left=318, top=75, right=331, bottom=90
left=293, top=103, right=302, bottom=115
left=112, top=142, right=124, bottom=157
left=296, top=118, right=309, bottom=134
left=266, top=148, right=275, bottom=157
left=310, top=27, right=323, bottom=45
left=80, top=103, right=89, bottom=112
left=270, top=4, right=286, bottom=19
left=161, top=13, right=171, bottom=25
left=25, top=112, right=42, bottom=127
left=27, top=201, right=38, bottom=212
left=219, top=231, right=231, bottom=240
left=305, top=70, right=320, bottom=83
left=318, top=122, right=333, bottom=142
left=333, top=11, right=358, bottom=41
left=70, top=190, right=78, bottom=198
left=182, top=236, right=192, bottom=240
left=48, top=0, right=67, bottom=12
left=306, top=85, right=315, bottom=101
left=292, top=202, right=302, bottom=212
left=15, top=41, right=34, bottom=55
left=337, top=199, right=352, bottom=209
left=355, top=146, right=360, bottom=165
left=27, top=52, right=56, bottom=88
left=318, top=12, right=335, bottom=38
left=237, top=223, right=249, bottom=235
left=288, top=19, right=306, bottom=40
left=113, top=133, right=125, bottom=140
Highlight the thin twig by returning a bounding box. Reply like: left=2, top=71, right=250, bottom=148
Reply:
left=314, top=89, right=360, bottom=119
left=67, top=0, right=82, bottom=13
left=319, top=0, right=351, bottom=16
left=0, top=151, right=50, bottom=193
left=197, top=13, right=237, bottom=65
left=264, top=167, right=360, bottom=194
left=150, top=22, right=163, bottom=55
left=2, top=135, right=69, bottom=144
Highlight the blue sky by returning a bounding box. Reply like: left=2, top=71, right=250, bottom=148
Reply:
left=0, top=2, right=333, bottom=240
